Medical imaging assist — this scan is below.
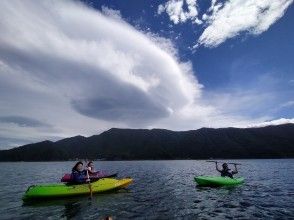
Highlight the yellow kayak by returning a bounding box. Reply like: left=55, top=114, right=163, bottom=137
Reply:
left=23, top=178, right=133, bottom=200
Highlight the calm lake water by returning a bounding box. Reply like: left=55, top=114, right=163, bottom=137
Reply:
left=0, top=160, right=293, bottom=219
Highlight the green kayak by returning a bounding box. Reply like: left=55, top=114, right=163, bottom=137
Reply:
left=23, top=178, right=133, bottom=200
left=194, top=176, right=244, bottom=187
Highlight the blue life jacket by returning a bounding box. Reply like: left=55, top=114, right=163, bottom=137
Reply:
left=71, top=170, right=87, bottom=183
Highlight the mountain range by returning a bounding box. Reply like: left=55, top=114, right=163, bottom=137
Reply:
left=0, top=124, right=293, bottom=161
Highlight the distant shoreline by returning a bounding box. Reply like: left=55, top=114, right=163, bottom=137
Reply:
left=0, top=158, right=293, bottom=162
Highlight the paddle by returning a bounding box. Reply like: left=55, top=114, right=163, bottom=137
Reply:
left=83, top=173, right=117, bottom=184
left=85, top=160, right=93, bottom=198
left=206, top=160, right=242, bottom=165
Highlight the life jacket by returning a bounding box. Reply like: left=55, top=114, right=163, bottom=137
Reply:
left=221, top=168, right=233, bottom=178
left=71, top=170, right=87, bottom=183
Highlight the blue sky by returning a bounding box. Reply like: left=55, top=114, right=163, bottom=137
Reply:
left=0, top=0, right=293, bottom=148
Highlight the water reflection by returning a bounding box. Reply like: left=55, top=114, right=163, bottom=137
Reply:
left=62, top=201, right=83, bottom=219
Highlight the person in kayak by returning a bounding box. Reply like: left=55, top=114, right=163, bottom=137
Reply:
left=71, top=161, right=90, bottom=183
left=86, top=161, right=96, bottom=174
left=215, top=162, right=238, bottom=178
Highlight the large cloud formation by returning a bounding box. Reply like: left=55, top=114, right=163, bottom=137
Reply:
left=0, top=0, right=206, bottom=147
left=0, top=0, right=202, bottom=121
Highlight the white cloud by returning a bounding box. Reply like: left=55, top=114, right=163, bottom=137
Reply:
left=197, top=0, right=293, bottom=47
left=158, top=0, right=201, bottom=24
left=158, top=0, right=293, bottom=47
left=101, top=6, right=122, bottom=19
left=207, top=0, right=223, bottom=14
left=246, top=118, right=294, bottom=128
left=144, top=32, right=179, bottom=57
left=277, top=101, right=294, bottom=111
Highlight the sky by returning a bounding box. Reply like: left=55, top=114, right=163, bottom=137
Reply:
left=0, top=0, right=293, bottom=149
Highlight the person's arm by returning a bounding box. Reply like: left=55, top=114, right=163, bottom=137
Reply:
left=85, top=169, right=91, bottom=183
left=87, top=167, right=95, bottom=174
left=232, top=164, right=238, bottom=174
left=215, top=162, right=221, bottom=172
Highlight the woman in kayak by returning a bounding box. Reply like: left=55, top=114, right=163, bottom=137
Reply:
left=215, top=162, right=238, bottom=178
left=71, top=161, right=90, bottom=183
left=86, top=161, right=96, bottom=174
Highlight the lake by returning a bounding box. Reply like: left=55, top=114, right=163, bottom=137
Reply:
left=0, top=160, right=293, bottom=219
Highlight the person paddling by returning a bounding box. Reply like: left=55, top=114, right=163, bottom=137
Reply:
left=86, top=161, right=96, bottom=174
left=215, top=162, right=238, bottom=178
left=71, top=161, right=90, bottom=183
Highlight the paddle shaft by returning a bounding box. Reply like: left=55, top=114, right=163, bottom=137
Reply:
left=85, top=160, right=93, bottom=197
left=206, top=160, right=241, bottom=165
